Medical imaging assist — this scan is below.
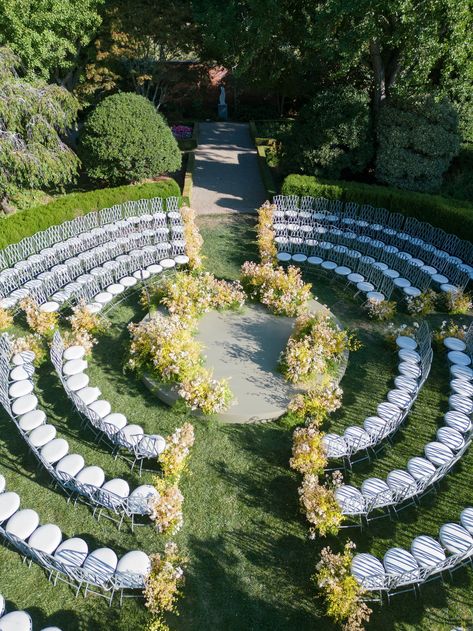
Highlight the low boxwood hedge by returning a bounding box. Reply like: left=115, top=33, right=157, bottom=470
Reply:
left=0, top=179, right=181, bottom=249
left=282, top=174, right=473, bottom=242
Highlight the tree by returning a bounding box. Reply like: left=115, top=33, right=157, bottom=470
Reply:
left=0, top=0, right=103, bottom=87
left=79, top=92, right=181, bottom=184
left=281, top=87, right=373, bottom=179
left=375, top=96, right=460, bottom=193
left=0, top=47, right=80, bottom=212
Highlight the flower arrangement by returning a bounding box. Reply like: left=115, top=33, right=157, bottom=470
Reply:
left=363, top=298, right=396, bottom=321
left=444, top=288, right=473, bottom=314
left=385, top=322, right=419, bottom=347
left=20, top=296, right=59, bottom=338
left=148, top=272, right=245, bottom=322
left=315, top=541, right=372, bottom=630
left=150, top=478, right=184, bottom=535
left=180, top=206, right=204, bottom=270
left=288, top=382, right=343, bottom=426
left=240, top=262, right=312, bottom=317
left=159, top=423, right=195, bottom=483
left=179, top=369, right=233, bottom=415
left=143, top=542, right=188, bottom=630
left=62, top=329, right=96, bottom=356
left=10, top=334, right=46, bottom=366
left=127, top=315, right=202, bottom=383
left=69, top=301, right=109, bottom=335
left=171, top=125, right=193, bottom=140
left=0, top=307, right=13, bottom=332
left=405, top=289, right=437, bottom=316
left=290, top=422, right=328, bottom=476
left=280, top=314, right=360, bottom=384
left=299, top=471, right=344, bottom=538
left=256, top=201, right=277, bottom=265
left=433, top=319, right=469, bottom=345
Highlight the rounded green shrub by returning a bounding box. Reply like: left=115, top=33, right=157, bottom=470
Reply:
left=375, top=96, right=460, bottom=193
left=80, top=92, right=181, bottom=185
left=281, top=86, right=373, bottom=179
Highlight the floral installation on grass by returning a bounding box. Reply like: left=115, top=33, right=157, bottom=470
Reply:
left=20, top=296, right=59, bottom=338
left=290, top=421, right=328, bottom=476
left=433, top=319, right=469, bottom=345
left=363, top=297, right=397, bottom=321
left=240, top=261, right=312, bottom=317
left=0, top=307, right=13, bottom=332
left=405, top=289, right=437, bottom=316
left=179, top=369, right=233, bottom=415
left=159, top=422, right=195, bottom=483
left=444, top=288, right=473, bottom=314
left=299, top=471, right=344, bottom=538
left=10, top=333, right=47, bottom=366
left=256, top=201, right=277, bottom=265
left=315, top=540, right=372, bottom=631
left=288, top=381, right=343, bottom=426
left=150, top=478, right=184, bottom=535
left=180, top=205, right=204, bottom=270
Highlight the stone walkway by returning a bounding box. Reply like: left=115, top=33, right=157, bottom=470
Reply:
left=192, top=122, right=266, bottom=214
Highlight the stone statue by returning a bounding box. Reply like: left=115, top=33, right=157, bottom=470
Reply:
left=219, top=86, right=226, bottom=106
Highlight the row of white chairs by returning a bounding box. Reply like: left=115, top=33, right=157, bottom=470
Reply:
left=351, top=505, right=473, bottom=601
left=323, top=322, right=432, bottom=465
left=336, top=330, right=473, bottom=524
left=50, top=331, right=166, bottom=475
left=0, top=335, right=158, bottom=530
left=273, top=195, right=473, bottom=270
left=0, top=593, right=60, bottom=631
left=0, top=473, right=151, bottom=605
left=0, top=196, right=181, bottom=271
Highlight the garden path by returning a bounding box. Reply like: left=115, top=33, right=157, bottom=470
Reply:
left=192, top=122, right=266, bottom=214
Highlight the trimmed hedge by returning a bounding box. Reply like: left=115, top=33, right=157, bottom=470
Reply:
left=256, top=146, right=277, bottom=198
left=0, top=179, right=181, bottom=249
left=282, top=174, right=473, bottom=242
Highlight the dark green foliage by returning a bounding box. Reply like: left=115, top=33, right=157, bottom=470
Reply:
left=282, top=174, right=473, bottom=242
left=80, top=93, right=182, bottom=185
left=0, top=180, right=180, bottom=249
left=375, top=96, right=460, bottom=193
left=281, top=87, right=373, bottom=179
left=442, top=145, right=473, bottom=202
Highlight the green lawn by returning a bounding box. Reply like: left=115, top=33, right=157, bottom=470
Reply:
left=0, top=214, right=472, bottom=630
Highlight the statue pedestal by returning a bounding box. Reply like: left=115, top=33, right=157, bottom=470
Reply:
left=218, top=104, right=228, bottom=120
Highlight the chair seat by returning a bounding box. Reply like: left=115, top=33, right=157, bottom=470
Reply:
left=444, top=410, right=471, bottom=434
left=39, top=301, right=60, bottom=313
left=104, top=412, right=128, bottom=432
left=10, top=365, right=34, bottom=382
left=54, top=537, right=89, bottom=567
left=28, top=523, right=62, bottom=554
left=448, top=394, right=473, bottom=415
left=343, top=426, right=371, bottom=450
left=94, top=291, right=113, bottom=305
left=366, top=291, right=384, bottom=303
left=398, top=348, right=421, bottom=364
left=160, top=258, right=176, bottom=269
left=41, top=438, right=70, bottom=464
left=11, top=351, right=35, bottom=366
left=377, top=401, right=401, bottom=421
left=76, top=386, right=101, bottom=405
left=136, top=434, right=166, bottom=457
left=28, top=424, right=56, bottom=448
left=382, top=268, right=399, bottom=278
left=450, top=364, right=473, bottom=380
left=0, top=492, right=21, bottom=522
left=335, top=485, right=365, bottom=514
left=407, top=457, right=436, bottom=482
left=403, top=286, right=421, bottom=297
left=83, top=547, right=118, bottom=578
left=63, top=345, right=86, bottom=361
left=321, top=260, right=337, bottom=270
left=334, top=266, right=351, bottom=276
left=128, top=484, right=158, bottom=513
left=424, top=441, right=454, bottom=466
left=460, top=508, right=473, bottom=535
left=396, top=335, right=417, bottom=350
left=394, top=375, right=418, bottom=394
left=387, top=388, right=412, bottom=409
left=85, top=302, right=102, bottom=314
left=55, top=453, right=85, bottom=478
left=9, top=379, right=33, bottom=399
left=115, top=550, right=151, bottom=578
left=361, top=478, right=393, bottom=507
left=102, top=478, right=130, bottom=498
left=107, top=283, right=125, bottom=296
left=307, top=256, right=323, bottom=266
left=356, top=281, right=374, bottom=292
left=373, top=262, right=389, bottom=272
left=411, top=535, right=446, bottom=569
left=62, top=359, right=88, bottom=376
left=386, top=469, right=417, bottom=492
left=66, top=372, right=89, bottom=392
left=347, top=273, right=364, bottom=283
left=0, top=611, right=33, bottom=631
left=440, top=283, right=457, bottom=293
left=437, top=426, right=465, bottom=452
left=440, top=523, right=473, bottom=554
left=444, top=337, right=466, bottom=352
left=292, top=254, right=307, bottom=263
left=146, top=264, right=163, bottom=275
left=393, top=277, right=410, bottom=288
left=88, top=399, right=112, bottom=419
left=175, top=254, right=190, bottom=265
left=448, top=351, right=471, bottom=366
left=351, top=553, right=386, bottom=589
left=398, top=362, right=422, bottom=379
left=321, top=433, right=348, bottom=458
left=117, top=424, right=145, bottom=446
left=76, top=466, right=105, bottom=488
left=12, top=394, right=38, bottom=417
left=6, top=508, right=40, bottom=540
left=432, top=273, right=448, bottom=284
left=363, top=416, right=388, bottom=440
left=121, top=275, right=139, bottom=286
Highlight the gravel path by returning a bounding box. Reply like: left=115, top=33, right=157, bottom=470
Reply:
left=192, top=122, right=266, bottom=214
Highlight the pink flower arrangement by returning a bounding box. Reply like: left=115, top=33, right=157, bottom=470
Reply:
left=172, top=125, right=193, bottom=140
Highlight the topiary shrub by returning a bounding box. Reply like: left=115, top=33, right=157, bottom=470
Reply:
left=80, top=92, right=181, bottom=185
left=281, top=86, right=373, bottom=179
left=375, top=95, right=460, bottom=193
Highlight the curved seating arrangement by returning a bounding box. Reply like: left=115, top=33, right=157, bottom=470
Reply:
left=0, top=335, right=159, bottom=530
left=50, top=331, right=166, bottom=475
left=336, top=331, right=473, bottom=524
left=0, top=473, right=151, bottom=605
left=351, top=506, right=473, bottom=601
left=323, top=322, right=432, bottom=465
left=0, top=197, right=189, bottom=314
left=273, top=196, right=472, bottom=299
left=0, top=593, right=61, bottom=631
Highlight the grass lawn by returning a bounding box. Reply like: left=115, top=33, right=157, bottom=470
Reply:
left=1, top=214, right=472, bottom=631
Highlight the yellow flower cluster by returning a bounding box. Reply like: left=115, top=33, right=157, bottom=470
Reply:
left=256, top=201, right=277, bottom=265
left=180, top=205, right=204, bottom=270
left=0, top=307, right=13, bottom=332
left=68, top=301, right=109, bottom=335
left=10, top=334, right=46, bottom=366
left=315, top=541, right=372, bottom=631
left=290, top=422, right=328, bottom=476
left=159, top=422, right=195, bottom=483
left=150, top=478, right=184, bottom=535
left=240, top=261, right=312, bottom=317
left=288, top=382, right=343, bottom=425
left=20, top=296, right=59, bottom=338
left=179, top=369, right=233, bottom=416
left=143, top=542, right=187, bottom=624
left=299, top=471, right=344, bottom=538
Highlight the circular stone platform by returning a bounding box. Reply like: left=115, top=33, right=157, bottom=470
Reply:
left=145, top=300, right=347, bottom=423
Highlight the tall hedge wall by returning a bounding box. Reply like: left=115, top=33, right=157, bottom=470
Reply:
left=0, top=179, right=181, bottom=249
left=281, top=174, right=473, bottom=242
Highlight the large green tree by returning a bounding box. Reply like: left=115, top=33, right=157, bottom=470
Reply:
left=0, top=0, right=102, bottom=87
left=0, top=47, right=80, bottom=212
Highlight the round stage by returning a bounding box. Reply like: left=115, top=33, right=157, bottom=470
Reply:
left=145, top=300, right=347, bottom=423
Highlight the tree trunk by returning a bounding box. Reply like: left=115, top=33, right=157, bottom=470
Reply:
left=370, top=38, right=386, bottom=118
left=1, top=194, right=15, bottom=215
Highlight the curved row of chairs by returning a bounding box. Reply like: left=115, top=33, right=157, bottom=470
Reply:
left=0, top=335, right=159, bottom=530
left=0, top=197, right=188, bottom=314
left=50, top=331, right=166, bottom=474
left=323, top=322, right=432, bottom=465
left=352, top=505, right=473, bottom=601
left=336, top=331, right=473, bottom=525
left=0, top=593, right=61, bottom=631
left=273, top=195, right=473, bottom=276
left=0, top=473, right=151, bottom=605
